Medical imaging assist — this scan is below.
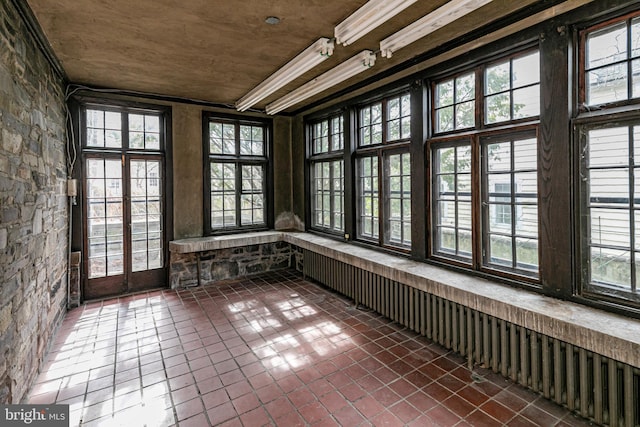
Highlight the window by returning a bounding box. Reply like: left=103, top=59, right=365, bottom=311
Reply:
left=482, top=133, right=538, bottom=274
left=356, top=93, right=411, bottom=249
left=434, top=72, right=475, bottom=132
left=309, top=115, right=344, bottom=233
left=578, top=13, right=640, bottom=305
left=581, top=13, right=640, bottom=106
left=581, top=125, right=640, bottom=298
left=433, top=143, right=473, bottom=261
left=204, top=114, right=270, bottom=233
left=430, top=49, right=540, bottom=279
left=485, top=51, right=540, bottom=124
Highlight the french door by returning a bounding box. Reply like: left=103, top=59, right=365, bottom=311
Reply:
left=82, top=107, right=167, bottom=299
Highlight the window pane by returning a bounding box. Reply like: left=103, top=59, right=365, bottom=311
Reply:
left=433, top=143, right=472, bottom=261
left=512, top=52, right=540, bottom=88
left=436, top=80, right=454, bottom=107
left=587, top=65, right=628, bottom=105
left=587, top=23, right=627, bottom=68
left=482, top=134, right=539, bottom=275
left=485, top=62, right=510, bottom=95
left=513, top=85, right=540, bottom=119
left=486, top=93, right=511, bottom=124
left=358, top=157, right=379, bottom=239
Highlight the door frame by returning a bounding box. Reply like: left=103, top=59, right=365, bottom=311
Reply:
left=69, top=95, right=173, bottom=301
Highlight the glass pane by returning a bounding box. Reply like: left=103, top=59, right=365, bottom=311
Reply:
left=87, top=158, right=123, bottom=279
left=485, top=61, right=510, bottom=95
left=591, top=246, right=631, bottom=288
left=86, top=110, right=104, bottom=128
left=588, top=127, right=629, bottom=167
left=514, top=138, right=537, bottom=170
left=515, top=172, right=537, bottom=203
left=517, top=205, right=538, bottom=238
left=145, top=116, right=160, bottom=132
left=129, top=159, right=163, bottom=271
left=86, top=128, right=104, bottom=147
left=590, top=208, right=630, bottom=248
left=436, top=106, right=454, bottom=132
left=487, top=142, right=511, bottom=171
left=459, top=201, right=472, bottom=228
left=513, top=85, right=540, bottom=119
left=105, top=112, right=121, bottom=130
left=388, top=97, right=400, bottom=120
left=436, top=80, right=453, bottom=107
left=512, top=52, right=540, bottom=88
left=129, top=114, right=144, bottom=131
left=633, top=17, right=640, bottom=58
left=456, top=101, right=474, bottom=129
left=130, top=132, right=144, bottom=149
left=210, top=122, right=223, bottom=154
left=489, top=234, right=513, bottom=266
left=633, top=59, right=640, bottom=98
left=589, top=169, right=629, bottom=206
left=587, top=65, right=628, bottom=105
left=587, top=22, right=627, bottom=68
left=486, top=93, right=511, bottom=123
left=105, top=130, right=122, bottom=148
left=456, top=73, right=475, bottom=102
left=516, top=237, right=538, bottom=271
left=145, top=133, right=160, bottom=150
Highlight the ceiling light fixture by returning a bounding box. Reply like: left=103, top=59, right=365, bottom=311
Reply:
left=235, top=37, right=335, bottom=112
left=334, top=0, right=419, bottom=46
left=265, top=50, right=377, bottom=115
left=380, top=0, right=494, bottom=58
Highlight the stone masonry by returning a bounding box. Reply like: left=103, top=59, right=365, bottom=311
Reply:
left=170, top=242, right=293, bottom=288
left=0, top=0, right=68, bottom=403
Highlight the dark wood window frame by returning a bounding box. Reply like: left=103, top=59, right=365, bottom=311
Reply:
left=202, top=112, right=273, bottom=235
left=308, top=113, right=346, bottom=235
left=355, top=92, right=413, bottom=251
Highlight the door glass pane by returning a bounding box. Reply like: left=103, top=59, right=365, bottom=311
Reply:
left=130, top=159, right=164, bottom=272
left=87, top=158, right=123, bottom=278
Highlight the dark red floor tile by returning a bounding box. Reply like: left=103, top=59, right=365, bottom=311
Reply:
left=265, top=395, right=295, bottom=419
left=333, top=404, right=366, bottom=426
left=232, top=391, right=260, bottom=415
left=370, top=409, right=405, bottom=427
left=288, top=386, right=316, bottom=407
left=339, top=382, right=367, bottom=402
left=174, top=397, right=204, bottom=421
left=300, top=401, right=331, bottom=424
left=389, top=400, right=421, bottom=424
left=479, top=400, right=516, bottom=423
left=207, top=401, right=237, bottom=425
left=320, top=390, right=350, bottom=412
left=427, top=404, right=464, bottom=426
left=371, top=387, right=402, bottom=407
left=442, top=394, right=476, bottom=418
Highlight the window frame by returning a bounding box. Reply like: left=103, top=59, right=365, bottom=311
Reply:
left=355, top=92, right=412, bottom=251
left=202, top=112, right=273, bottom=235
left=578, top=9, right=640, bottom=111
left=575, top=10, right=640, bottom=309
left=308, top=112, right=346, bottom=236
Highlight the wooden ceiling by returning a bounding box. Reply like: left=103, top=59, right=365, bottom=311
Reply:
left=26, top=0, right=561, bottom=113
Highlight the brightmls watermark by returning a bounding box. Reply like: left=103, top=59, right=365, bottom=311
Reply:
left=0, top=405, right=69, bottom=426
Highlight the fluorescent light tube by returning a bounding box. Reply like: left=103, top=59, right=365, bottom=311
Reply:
left=334, top=0, right=419, bottom=46
left=380, top=0, right=494, bottom=58
left=265, top=50, right=377, bottom=115
left=235, top=38, right=335, bottom=112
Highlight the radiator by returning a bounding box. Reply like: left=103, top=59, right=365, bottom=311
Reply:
left=302, top=249, right=640, bottom=427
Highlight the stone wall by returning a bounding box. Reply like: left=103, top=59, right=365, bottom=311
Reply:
left=170, top=242, right=293, bottom=288
left=0, top=0, right=68, bottom=403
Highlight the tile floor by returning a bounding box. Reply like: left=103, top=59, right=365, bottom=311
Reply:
left=28, top=270, right=593, bottom=426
